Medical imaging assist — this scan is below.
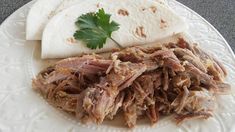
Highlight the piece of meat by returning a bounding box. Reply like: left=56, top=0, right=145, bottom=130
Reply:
left=172, top=73, right=191, bottom=88
left=124, top=103, right=137, bottom=128
left=173, top=86, right=190, bottom=114
left=191, top=45, right=227, bottom=81
left=112, top=46, right=185, bottom=72
left=187, top=89, right=216, bottom=112
left=155, top=89, right=173, bottom=115
left=108, top=92, right=125, bottom=120
left=85, top=88, right=118, bottom=123
left=105, top=61, right=147, bottom=90
left=206, top=59, right=226, bottom=81
left=32, top=76, right=50, bottom=96
left=52, top=91, right=77, bottom=112
left=112, top=46, right=160, bottom=71
left=33, top=55, right=113, bottom=94
left=193, top=45, right=227, bottom=80
left=183, top=55, right=207, bottom=73
left=172, top=88, right=215, bottom=115
left=81, top=62, right=147, bottom=123
left=184, top=62, right=214, bottom=86
left=33, top=77, right=79, bottom=114
left=210, top=82, right=231, bottom=95
left=173, top=48, right=207, bottom=73
left=177, top=38, right=196, bottom=53
left=132, top=81, right=147, bottom=105
left=131, top=71, right=161, bottom=108
left=76, top=88, right=92, bottom=122
left=45, top=71, right=69, bottom=84
left=212, top=57, right=227, bottom=76
left=168, top=67, right=176, bottom=77
left=122, top=89, right=138, bottom=128
left=163, top=67, right=169, bottom=91
left=151, top=50, right=185, bottom=72
left=55, top=55, right=113, bottom=75
left=175, top=112, right=212, bottom=124
left=146, top=104, right=159, bottom=125
left=111, top=47, right=147, bottom=63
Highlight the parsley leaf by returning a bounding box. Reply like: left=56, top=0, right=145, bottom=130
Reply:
left=73, top=8, right=121, bottom=49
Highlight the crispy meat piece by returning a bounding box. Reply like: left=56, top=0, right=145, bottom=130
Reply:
left=175, top=112, right=212, bottom=124
left=146, top=104, right=159, bottom=124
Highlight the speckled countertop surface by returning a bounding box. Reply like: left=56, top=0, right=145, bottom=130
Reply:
left=0, top=0, right=234, bottom=51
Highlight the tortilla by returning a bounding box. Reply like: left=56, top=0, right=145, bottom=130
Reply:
left=26, top=0, right=168, bottom=40
left=26, top=0, right=63, bottom=40
left=42, top=0, right=188, bottom=59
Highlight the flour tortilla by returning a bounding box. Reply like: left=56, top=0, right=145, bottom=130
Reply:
left=42, top=0, right=187, bottom=59
left=26, top=0, right=168, bottom=40
left=26, top=0, right=63, bottom=40
left=56, top=0, right=168, bottom=13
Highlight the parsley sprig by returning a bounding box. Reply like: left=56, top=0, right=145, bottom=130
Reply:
left=73, top=8, right=122, bottom=49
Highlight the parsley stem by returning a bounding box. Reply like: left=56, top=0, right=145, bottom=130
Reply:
left=110, top=37, right=123, bottom=49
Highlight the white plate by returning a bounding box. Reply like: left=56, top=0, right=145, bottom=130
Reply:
left=0, top=0, right=235, bottom=132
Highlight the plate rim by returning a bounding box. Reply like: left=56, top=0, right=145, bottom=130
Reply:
left=0, top=0, right=234, bottom=132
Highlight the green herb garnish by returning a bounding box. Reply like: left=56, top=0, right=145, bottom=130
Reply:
left=73, top=8, right=122, bottom=49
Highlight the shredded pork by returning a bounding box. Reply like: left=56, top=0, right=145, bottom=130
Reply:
left=33, top=39, right=230, bottom=128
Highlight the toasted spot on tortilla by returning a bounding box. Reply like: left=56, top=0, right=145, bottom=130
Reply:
left=161, top=19, right=166, bottom=23
left=159, top=1, right=165, bottom=5
left=66, top=37, right=76, bottom=44
left=160, top=19, right=168, bottom=29
left=96, top=3, right=100, bottom=8
left=135, top=26, right=147, bottom=38
left=48, top=11, right=56, bottom=19
left=141, top=6, right=157, bottom=13
left=150, top=6, right=157, bottom=13
left=118, top=9, right=129, bottom=16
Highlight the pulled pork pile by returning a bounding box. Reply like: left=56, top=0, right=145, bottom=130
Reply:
left=33, top=39, right=230, bottom=128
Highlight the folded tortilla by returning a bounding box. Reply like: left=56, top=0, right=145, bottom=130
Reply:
left=42, top=0, right=187, bottom=59
left=26, top=0, right=168, bottom=40
left=26, top=0, right=63, bottom=40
